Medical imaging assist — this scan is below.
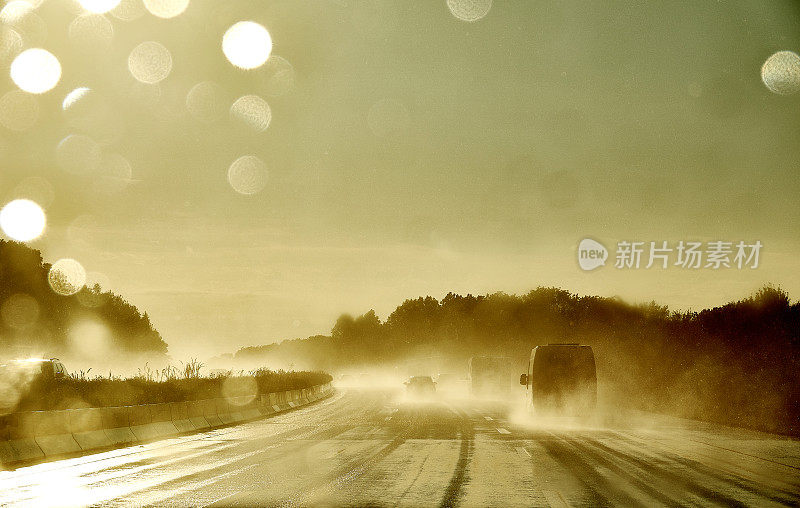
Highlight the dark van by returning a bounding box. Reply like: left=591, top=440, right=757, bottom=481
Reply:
left=519, top=344, right=596, bottom=416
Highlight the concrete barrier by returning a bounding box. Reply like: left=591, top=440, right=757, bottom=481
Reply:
left=202, top=399, right=224, bottom=427
left=8, top=412, right=45, bottom=462
left=186, top=400, right=210, bottom=430
left=0, top=381, right=334, bottom=467
left=169, top=402, right=194, bottom=433
left=131, top=404, right=179, bottom=442
left=269, top=392, right=282, bottom=412
left=69, top=408, right=112, bottom=451
left=101, top=407, right=137, bottom=446
left=33, top=410, right=81, bottom=457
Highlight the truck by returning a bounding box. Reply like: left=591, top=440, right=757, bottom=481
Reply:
left=519, top=344, right=596, bottom=416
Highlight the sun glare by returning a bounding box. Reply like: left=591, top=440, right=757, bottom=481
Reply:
left=0, top=199, right=46, bottom=242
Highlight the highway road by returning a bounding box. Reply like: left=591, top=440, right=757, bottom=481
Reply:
left=0, top=388, right=798, bottom=507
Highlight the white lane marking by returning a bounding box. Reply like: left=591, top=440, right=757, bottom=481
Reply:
left=542, top=489, right=571, bottom=508
left=497, top=428, right=511, bottom=435
left=2, top=449, right=267, bottom=507
left=484, top=416, right=493, bottom=421
left=515, top=446, right=531, bottom=458
left=124, top=462, right=261, bottom=506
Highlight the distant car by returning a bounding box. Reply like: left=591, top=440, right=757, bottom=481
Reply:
left=0, top=358, right=68, bottom=412
left=0, top=358, right=67, bottom=382
left=404, top=376, right=436, bottom=395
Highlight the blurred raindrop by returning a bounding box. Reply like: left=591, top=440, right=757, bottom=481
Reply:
left=446, top=0, right=492, bottom=22
left=223, top=21, right=272, bottom=70
left=77, top=0, right=121, bottom=14
left=367, top=98, right=410, bottom=138
left=0, top=199, right=45, bottom=242
left=128, top=41, right=172, bottom=84
left=222, top=376, right=257, bottom=406
left=0, top=90, right=39, bottom=131
left=228, top=155, right=268, bottom=195
left=62, top=86, right=91, bottom=111
left=185, top=81, right=226, bottom=123
left=11, top=177, right=54, bottom=207
left=67, top=214, right=98, bottom=249
left=10, top=48, right=61, bottom=94
left=230, top=94, right=271, bottom=131
left=56, top=134, right=102, bottom=175
left=62, top=88, right=123, bottom=144
left=69, top=14, right=114, bottom=51
left=68, top=318, right=111, bottom=358
left=48, top=258, right=87, bottom=296
left=110, top=0, right=145, bottom=21
left=261, top=55, right=295, bottom=97
left=143, top=0, right=189, bottom=19
left=761, top=50, right=800, bottom=95
left=93, top=152, right=133, bottom=195
left=0, top=1, right=47, bottom=46
left=1, top=293, right=39, bottom=329
left=0, top=26, right=24, bottom=68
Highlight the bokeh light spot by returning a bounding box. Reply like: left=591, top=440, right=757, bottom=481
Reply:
left=446, top=0, right=492, bottom=22
left=0, top=199, right=46, bottom=242
left=230, top=94, right=271, bottom=131
left=0, top=26, right=24, bottom=67
left=761, top=50, right=800, bottom=95
left=0, top=90, right=39, bottom=131
left=1, top=293, right=39, bottom=329
left=143, top=0, right=189, bottom=19
left=0, top=1, right=47, bottom=46
left=57, top=134, right=102, bottom=175
left=185, top=81, right=226, bottom=123
left=228, top=155, right=268, bottom=195
left=110, top=0, right=145, bottom=21
left=69, top=14, right=114, bottom=51
left=10, top=48, right=61, bottom=94
left=222, top=376, right=258, bottom=406
left=222, top=21, right=272, bottom=70
left=94, top=152, right=133, bottom=194
left=48, top=258, right=87, bottom=296
left=128, top=41, right=172, bottom=84
left=261, top=55, right=295, bottom=97
left=77, top=0, right=121, bottom=14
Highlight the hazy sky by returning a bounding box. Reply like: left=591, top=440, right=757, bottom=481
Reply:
left=2, top=0, right=799, bottom=359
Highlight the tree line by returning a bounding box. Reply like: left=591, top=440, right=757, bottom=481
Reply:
left=0, top=240, right=168, bottom=360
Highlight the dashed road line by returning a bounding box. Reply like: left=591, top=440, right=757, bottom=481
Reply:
left=515, top=446, right=531, bottom=458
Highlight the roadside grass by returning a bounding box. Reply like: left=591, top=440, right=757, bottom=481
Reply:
left=10, top=360, right=332, bottom=411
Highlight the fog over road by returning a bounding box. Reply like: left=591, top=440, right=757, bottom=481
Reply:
left=1, top=390, right=798, bottom=507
